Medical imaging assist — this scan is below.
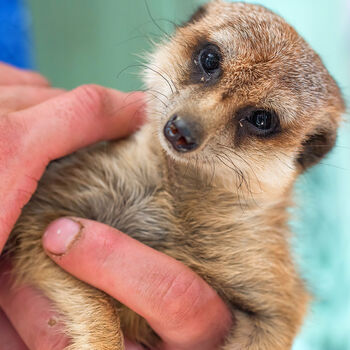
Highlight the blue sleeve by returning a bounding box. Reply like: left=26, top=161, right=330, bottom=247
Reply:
left=0, top=0, right=33, bottom=69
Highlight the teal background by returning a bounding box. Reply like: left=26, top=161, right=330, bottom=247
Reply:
left=26, top=0, right=200, bottom=91
left=26, top=1, right=350, bottom=349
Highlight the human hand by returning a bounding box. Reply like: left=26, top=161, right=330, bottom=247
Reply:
left=0, top=61, right=145, bottom=349
left=0, top=62, right=145, bottom=252
left=0, top=218, right=232, bottom=349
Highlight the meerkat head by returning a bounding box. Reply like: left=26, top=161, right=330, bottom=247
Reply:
left=143, top=0, right=345, bottom=198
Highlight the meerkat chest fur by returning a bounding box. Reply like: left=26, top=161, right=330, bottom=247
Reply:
left=17, top=123, right=298, bottom=311
left=82, top=127, right=301, bottom=317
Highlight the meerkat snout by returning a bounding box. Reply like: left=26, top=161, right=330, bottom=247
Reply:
left=164, top=114, right=203, bottom=152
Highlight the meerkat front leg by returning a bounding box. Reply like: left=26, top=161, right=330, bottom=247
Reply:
left=217, top=287, right=307, bottom=350
left=8, top=213, right=123, bottom=349
left=24, top=265, right=124, bottom=350
left=221, top=312, right=292, bottom=350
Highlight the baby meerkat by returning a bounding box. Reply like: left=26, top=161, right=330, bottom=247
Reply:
left=6, top=1, right=345, bottom=349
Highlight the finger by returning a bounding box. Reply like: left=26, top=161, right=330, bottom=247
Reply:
left=0, top=87, right=145, bottom=252
left=0, top=86, right=65, bottom=114
left=0, top=62, right=49, bottom=86
left=0, top=309, right=29, bottom=350
left=43, top=218, right=232, bottom=350
left=13, top=86, right=146, bottom=160
left=0, top=263, right=70, bottom=350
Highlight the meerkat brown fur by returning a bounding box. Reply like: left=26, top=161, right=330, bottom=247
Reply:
left=7, top=1, right=345, bottom=349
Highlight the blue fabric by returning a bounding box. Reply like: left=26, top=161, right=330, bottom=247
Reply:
left=0, top=0, right=33, bottom=69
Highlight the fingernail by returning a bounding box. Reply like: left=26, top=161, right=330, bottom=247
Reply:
left=43, top=218, right=82, bottom=255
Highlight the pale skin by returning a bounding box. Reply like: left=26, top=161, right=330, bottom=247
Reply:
left=0, top=62, right=232, bottom=350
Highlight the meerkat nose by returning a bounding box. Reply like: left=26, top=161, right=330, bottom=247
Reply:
left=164, top=115, right=201, bottom=152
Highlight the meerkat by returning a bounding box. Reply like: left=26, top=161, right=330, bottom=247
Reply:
left=5, top=1, right=345, bottom=349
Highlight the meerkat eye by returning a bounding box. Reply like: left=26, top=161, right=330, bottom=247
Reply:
left=246, top=109, right=279, bottom=136
left=248, top=110, right=273, bottom=130
left=199, top=45, right=221, bottom=75
left=236, top=108, right=280, bottom=137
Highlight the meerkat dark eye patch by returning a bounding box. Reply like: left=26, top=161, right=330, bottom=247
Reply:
left=236, top=106, right=281, bottom=138
left=190, top=42, right=222, bottom=84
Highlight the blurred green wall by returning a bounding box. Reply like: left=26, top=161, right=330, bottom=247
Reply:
left=27, top=0, right=199, bottom=91
left=27, top=1, right=350, bottom=349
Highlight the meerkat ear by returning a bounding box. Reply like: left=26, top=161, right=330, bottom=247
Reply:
left=297, top=120, right=338, bottom=171
left=184, top=4, right=208, bottom=25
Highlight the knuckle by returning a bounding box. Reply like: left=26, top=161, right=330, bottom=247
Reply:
left=30, top=71, right=50, bottom=85
left=0, top=62, right=48, bottom=85
left=0, top=217, right=15, bottom=242
left=73, top=84, right=107, bottom=117
left=0, top=62, right=13, bottom=74
left=157, top=271, right=203, bottom=327
left=0, top=113, right=24, bottom=159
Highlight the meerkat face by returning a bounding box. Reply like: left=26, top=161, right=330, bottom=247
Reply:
left=144, top=0, right=345, bottom=197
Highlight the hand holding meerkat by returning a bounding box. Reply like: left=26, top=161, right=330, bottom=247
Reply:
left=5, top=1, right=345, bottom=349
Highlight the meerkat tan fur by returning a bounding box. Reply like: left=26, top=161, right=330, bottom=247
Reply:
left=6, top=1, right=345, bottom=349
